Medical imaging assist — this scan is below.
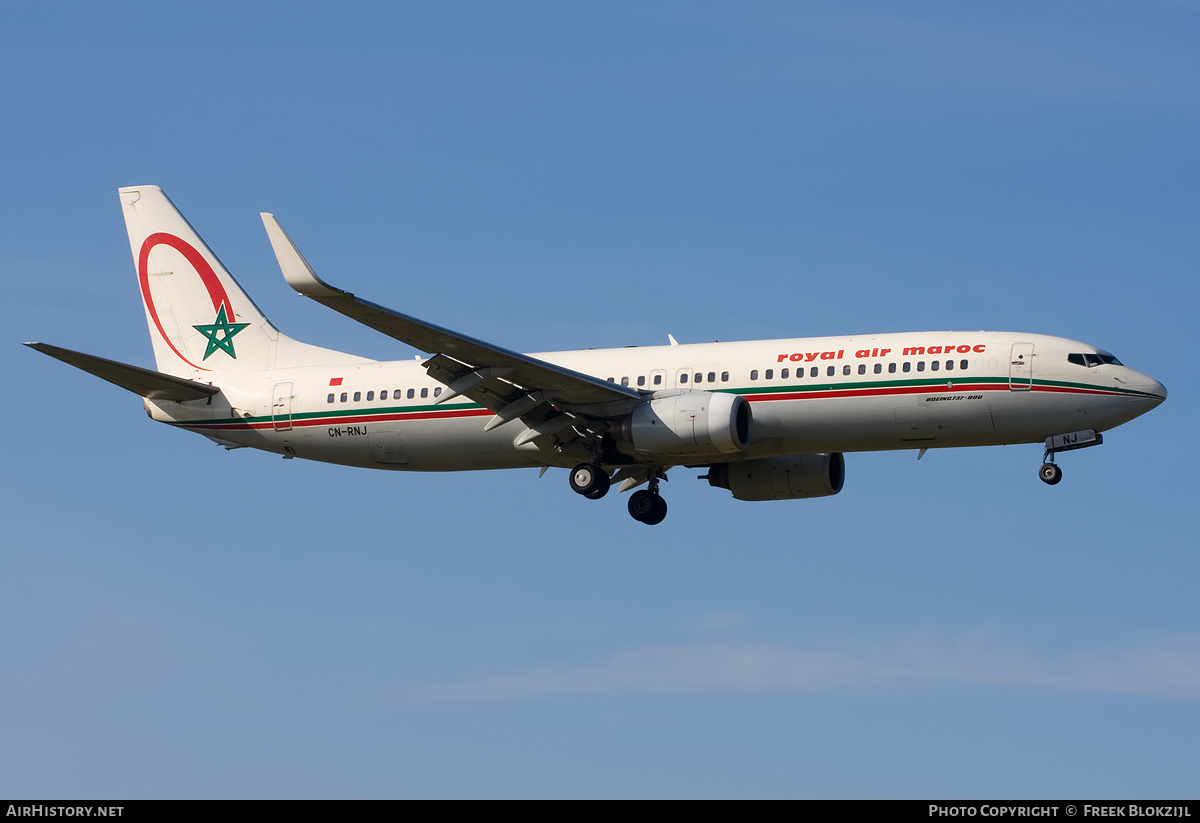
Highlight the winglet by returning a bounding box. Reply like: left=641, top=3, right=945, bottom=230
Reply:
left=261, top=213, right=345, bottom=298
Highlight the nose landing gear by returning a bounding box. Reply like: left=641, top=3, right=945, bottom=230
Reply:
left=1038, top=461, right=1063, bottom=485
left=1038, top=428, right=1102, bottom=486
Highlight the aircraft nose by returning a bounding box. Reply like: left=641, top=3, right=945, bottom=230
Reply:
left=1144, top=376, right=1167, bottom=402
left=1129, top=372, right=1167, bottom=404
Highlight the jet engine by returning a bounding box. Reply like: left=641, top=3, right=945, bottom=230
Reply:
left=616, top=391, right=752, bottom=458
left=704, top=453, right=845, bottom=501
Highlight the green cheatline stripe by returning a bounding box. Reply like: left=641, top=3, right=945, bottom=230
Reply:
left=170, top=374, right=1158, bottom=428
left=291, top=401, right=470, bottom=422
left=1033, top=376, right=1160, bottom=397
left=723, top=376, right=999, bottom=396
left=169, top=401, right=480, bottom=427
left=718, top=375, right=1159, bottom=398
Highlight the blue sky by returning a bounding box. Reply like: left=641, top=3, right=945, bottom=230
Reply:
left=3, top=1, right=1198, bottom=798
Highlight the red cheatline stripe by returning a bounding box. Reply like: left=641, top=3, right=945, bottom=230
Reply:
left=181, top=407, right=492, bottom=432
left=1031, top=385, right=1128, bottom=396
left=745, top=382, right=1126, bottom=404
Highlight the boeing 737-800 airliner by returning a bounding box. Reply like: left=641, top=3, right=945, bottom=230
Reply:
left=26, top=187, right=1167, bottom=524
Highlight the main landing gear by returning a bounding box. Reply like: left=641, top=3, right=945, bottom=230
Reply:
left=628, top=489, right=668, bottom=525
left=569, top=461, right=610, bottom=499
left=1038, top=428, right=1103, bottom=486
left=568, top=462, right=669, bottom=524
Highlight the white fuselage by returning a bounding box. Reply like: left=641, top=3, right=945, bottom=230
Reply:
left=143, top=331, right=1166, bottom=472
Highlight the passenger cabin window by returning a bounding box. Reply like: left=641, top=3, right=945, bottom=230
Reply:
left=621, top=376, right=629, bottom=386
left=917, top=362, right=925, bottom=372
left=694, top=373, right=702, bottom=383
left=637, top=376, right=646, bottom=387
left=931, top=361, right=939, bottom=371
left=434, top=387, right=442, bottom=397
left=749, top=370, right=758, bottom=381
left=858, top=364, right=866, bottom=375
left=653, top=374, right=662, bottom=385
left=874, top=364, right=882, bottom=374
left=381, top=390, right=389, bottom=400
left=903, top=362, right=911, bottom=373
left=810, top=367, right=818, bottom=377
left=680, top=373, right=689, bottom=383
left=340, top=392, right=348, bottom=402
left=781, top=368, right=789, bottom=379
left=327, top=393, right=335, bottom=403
left=721, top=371, right=729, bottom=382
left=420, top=388, right=428, bottom=398
left=827, top=366, right=835, bottom=377
left=843, top=365, right=851, bottom=375
left=367, top=391, right=375, bottom=401
left=708, top=371, right=716, bottom=383
left=960, top=360, right=968, bottom=370
left=407, top=389, right=415, bottom=399
left=765, top=369, right=773, bottom=380
left=353, top=391, right=361, bottom=401
left=889, top=363, right=897, bottom=374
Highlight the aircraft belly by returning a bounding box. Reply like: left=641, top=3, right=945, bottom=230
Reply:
left=753, top=395, right=936, bottom=453
left=394, top=417, right=538, bottom=470
left=988, top=390, right=1124, bottom=441
left=893, top=393, right=996, bottom=443
left=368, top=431, right=407, bottom=465
left=751, top=392, right=1004, bottom=454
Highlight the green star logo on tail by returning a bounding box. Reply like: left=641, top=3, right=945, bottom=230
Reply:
left=193, top=305, right=250, bottom=360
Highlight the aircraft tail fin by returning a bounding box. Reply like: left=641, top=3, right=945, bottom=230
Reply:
left=118, top=186, right=367, bottom=378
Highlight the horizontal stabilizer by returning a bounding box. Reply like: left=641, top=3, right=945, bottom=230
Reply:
left=24, top=343, right=220, bottom=401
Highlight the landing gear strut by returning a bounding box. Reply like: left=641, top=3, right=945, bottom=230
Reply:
left=628, top=470, right=668, bottom=525
left=568, top=461, right=668, bottom=523
left=1038, top=428, right=1102, bottom=486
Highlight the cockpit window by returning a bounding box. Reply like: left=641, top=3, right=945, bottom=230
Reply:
left=1068, top=352, right=1123, bottom=368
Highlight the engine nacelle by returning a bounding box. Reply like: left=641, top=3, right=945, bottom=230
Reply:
left=705, top=453, right=845, bottom=501
left=618, top=391, right=752, bottom=458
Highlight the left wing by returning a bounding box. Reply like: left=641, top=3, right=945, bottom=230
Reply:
left=262, top=214, right=642, bottom=449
